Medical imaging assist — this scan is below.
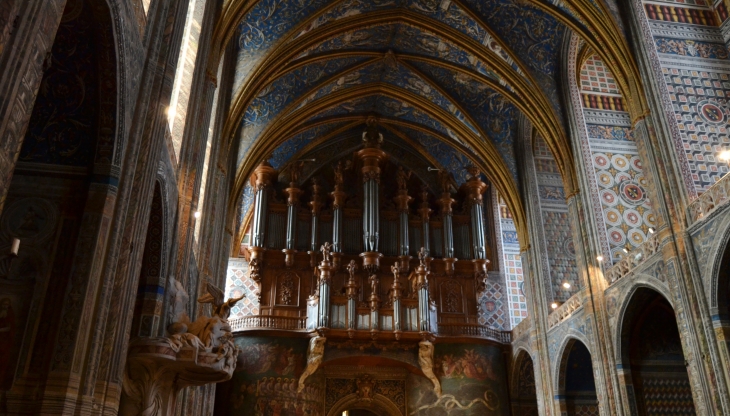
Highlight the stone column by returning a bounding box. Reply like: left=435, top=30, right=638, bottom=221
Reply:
left=249, top=160, right=276, bottom=261
left=331, top=161, right=347, bottom=271
left=437, top=172, right=457, bottom=274
left=317, top=243, right=333, bottom=330
left=283, top=164, right=302, bottom=267
left=308, top=179, right=323, bottom=267
left=395, top=166, right=413, bottom=271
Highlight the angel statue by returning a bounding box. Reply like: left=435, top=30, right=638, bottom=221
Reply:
left=418, top=247, right=429, bottom=268
left=320, top=242, right=333, bottom=264
left=197, top=282, right=245, bottom=320
left=396, top=166, right=412, bottom=191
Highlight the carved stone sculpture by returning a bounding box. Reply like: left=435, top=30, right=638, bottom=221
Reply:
left=120, top=279, right=243, bottom=416
left=297, top=336, right=326, bottom=393
left=418, top=340, right=442, bottom=397
left=320, top=241, right=332, bottom=264
left=396, top=166, right=412, bottom=191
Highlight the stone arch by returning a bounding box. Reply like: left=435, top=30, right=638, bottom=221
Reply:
left=555, top=338, right=598, bottom=415
left=511, top=348, right=538, bottom=416
left=618, top=286, right=696, bottom=414
left=327, top=394, right=403, bottom=416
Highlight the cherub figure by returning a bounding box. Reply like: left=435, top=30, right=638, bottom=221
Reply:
left=396, top=166, right=412, bottom=191
left=198, top=282, right=244, bottom=320
left=320, top=242, right=332, bottom=263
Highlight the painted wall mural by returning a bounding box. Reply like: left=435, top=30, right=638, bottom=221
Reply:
left=408, top=343, right=510, bottom=415
left=222, top=336, right=321, bottom=416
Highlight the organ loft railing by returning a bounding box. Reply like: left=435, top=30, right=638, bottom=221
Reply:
left=234, top=120, right=510, bottom=344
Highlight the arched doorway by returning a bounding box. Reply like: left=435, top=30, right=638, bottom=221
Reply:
left=512, top=350, right=538, bottom=415
left=621, top=288, right=696, bottom=414
left=559, top=340, right=598, bottom=415
left=0, top=0, right=119, bottom=410
left=714, top=236, right=730, bottom=384
left=342, top=410, right=379, bottom=416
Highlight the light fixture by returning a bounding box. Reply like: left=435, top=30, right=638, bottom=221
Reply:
left=596, top=255, right=604, bottom=262
left=622, top=247, right=629, bottom=254
left=719, top=150, right=730, bottom=161
left=551, top=302, right=558, bottom=309
left=648, top=227, right=655, bottom=234
left=562, top=282, right=571, bottom=289
left=193, top=211, right=201, bottom=219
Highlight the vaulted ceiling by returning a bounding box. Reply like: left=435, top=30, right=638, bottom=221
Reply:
left=217, top=0, right=645, bottom=247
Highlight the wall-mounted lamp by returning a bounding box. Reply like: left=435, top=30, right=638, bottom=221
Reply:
left=193, top=211, right=201, bottom=219
left=596, top=255, right=604, bottom=262
left=551, top=302, right=558, bottom=309
left=562, top=282, right=571, bottom=289
left=648, top=227, right=655, bottom=234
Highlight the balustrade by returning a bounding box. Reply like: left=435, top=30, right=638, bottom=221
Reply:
left=229, top=315, right=307, bottom=331
left=548, top=292, right=583, bottom=328
left=688, top=171, right=730, bottom=224
left=605, top=232, right=661, bottom=284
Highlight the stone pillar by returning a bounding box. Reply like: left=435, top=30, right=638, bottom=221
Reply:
left=390, top=264, right=404, bottom=340
left=345, top=260, right=358, bottom=338
left=317, top=243, right=333, bottom=330
left=437, top=172, right=456, bottom=274
left=357, top=118, right=387, bottom=255
left=250, top=160, right=276, bottom=259
left=308, top=179, right=323, bottom=267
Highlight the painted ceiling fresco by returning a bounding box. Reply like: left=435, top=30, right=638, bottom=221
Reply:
left=228, top=0, right=589, bottom=229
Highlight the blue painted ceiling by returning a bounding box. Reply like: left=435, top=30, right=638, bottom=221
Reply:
left=231, top=0, right=574, bottom=204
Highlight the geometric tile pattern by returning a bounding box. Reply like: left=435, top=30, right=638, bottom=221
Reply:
left=504, top=253, right=527, bottom=328
left=580, top=55, right=621, bottom=94
left=478, top=280, right=506, bottom=329
left=641, top=377, right=696, bottom=415
left=580, top=56, right=657, bottom=262
left=225, top=258, right=260, bottom=319
left=534, top=135, right=580, bottom=300
left=499, top=197, right=527, bottom=327
left=663, top=67, right=730, bottom=191
left=644, top=4, right=717, bottom=25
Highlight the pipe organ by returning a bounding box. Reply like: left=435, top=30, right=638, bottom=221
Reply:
left=242, top=121, right=495, bottom=340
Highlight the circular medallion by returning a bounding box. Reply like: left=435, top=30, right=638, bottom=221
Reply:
left=608, top=227, right=626, bottom=245
left=563, top=237, right=576, bottom=256
left=629, top=229, right=646, bottom=245
left=601, top=189, right=618, bottom=206
left=612, top=154, right=630, bottom=171
left=598, top=172, right=614, bottom=188
left=623, top=208, right=642, bottom=226
left=698, top=100, right=725, bottom=125
left=619, top=180, right=647, bottom=205
left=594, top=154, right=609, bottom=168
left=605, top=208, right=622, bottom=226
